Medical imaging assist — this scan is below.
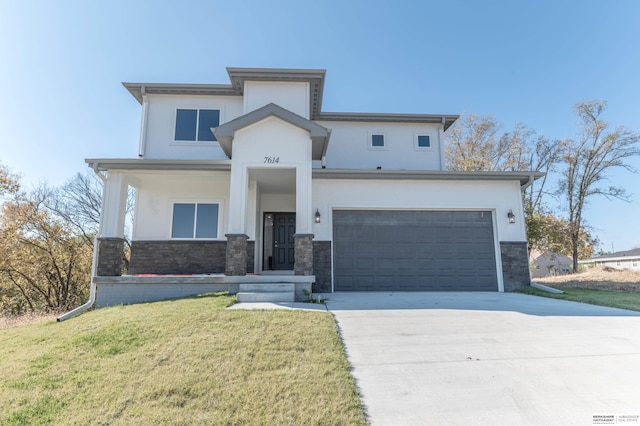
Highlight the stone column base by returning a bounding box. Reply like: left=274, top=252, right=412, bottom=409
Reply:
left=225, top=234, right=248, bottom=276
left=97, top=237, right=126, bottom=276
left=500, top=241, right=531, bottom=291
left=294, top=234, right=314, bottom=276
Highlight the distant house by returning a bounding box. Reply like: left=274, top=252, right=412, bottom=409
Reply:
left=579, top=248, right=640, bottom=271
left=530, top=250, right=572, bottom=278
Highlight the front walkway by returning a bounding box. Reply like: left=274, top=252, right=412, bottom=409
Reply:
left=326, top=292, right=640, bottom=426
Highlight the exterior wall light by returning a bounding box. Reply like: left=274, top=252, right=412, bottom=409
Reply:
left=315, top=209, right=321, bottom=223
left=507, top=209, right=516, bottom=224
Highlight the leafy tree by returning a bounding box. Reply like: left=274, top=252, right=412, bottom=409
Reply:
left=0, top=170, right=136, bottom=315
left=558, top=100, right=640, bottom=272
left=0, top=162, right=20, bottom=197
left=0, top=186, right=93, bottom=314
left=526, top=212, right=597, bottom=262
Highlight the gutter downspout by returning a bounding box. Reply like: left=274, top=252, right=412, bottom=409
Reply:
left=138, top=86, right=148, bottom=158
left=57, top=164, right=107, bottom=322
left=520, top=173, right=535, bottom=191
left=57, top=235, right=99, bottom=322
left=321, top=129, right=331, bottom=169
left=439, top=117, right=446, bottom=170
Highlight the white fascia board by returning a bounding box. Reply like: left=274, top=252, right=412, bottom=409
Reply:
left=318, top=112, right=460, bottom=130
left=85, top=158, right=232, bottom=172
left=312, top=169, right=544, bottom=186
left=122, top=83, right=240, bottom=104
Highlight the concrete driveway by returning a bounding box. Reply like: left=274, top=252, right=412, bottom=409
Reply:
left=326, top=292, right=640, bottom=426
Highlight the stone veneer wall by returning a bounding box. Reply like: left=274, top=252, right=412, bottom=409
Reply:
left=97, top=238, right=126, bottom=276
left=500, top=241, right=531, bottom=292
left=294, top=234, right=314, bottom=276
left=225, top=234, right=249, bottom=276
left=312, top=241, right=332, bottom=293
left=128, top=240, right=254, bottom=275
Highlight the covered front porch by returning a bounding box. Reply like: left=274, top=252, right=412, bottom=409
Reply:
left=89, top=158, right=319, bottom=306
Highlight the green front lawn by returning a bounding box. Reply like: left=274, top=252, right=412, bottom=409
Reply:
left=521, top=286, right=640, bottom=312
left=0, top=293, right=366, bottom=425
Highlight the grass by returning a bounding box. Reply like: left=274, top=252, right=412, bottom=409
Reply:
left=535, top=266, right=640, bottom=292
left=521, top=286, right=640, bottom=312
left=0, top=293, right=366, bottom=425
left=522, top=267, right=640, bottom=311
left=523, top=266, right=640, bottom=311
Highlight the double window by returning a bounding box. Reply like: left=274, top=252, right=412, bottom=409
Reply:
left=175, top=109, right=220, bottom=142
left=171, top=203, right=219, bottom=239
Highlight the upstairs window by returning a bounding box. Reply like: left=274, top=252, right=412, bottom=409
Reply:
left=369, top=133, right=385, bottom=149
left=417, top=135, right=431, bottom=148
left=171, top=203, right=219, bottom=238
left=175, top=109, right=220, bottom=142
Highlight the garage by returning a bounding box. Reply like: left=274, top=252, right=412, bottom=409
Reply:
left=333, top=210, right=499, bottom=291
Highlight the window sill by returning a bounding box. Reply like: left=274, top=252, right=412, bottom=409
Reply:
left=170, top=141, right=220, bottom=147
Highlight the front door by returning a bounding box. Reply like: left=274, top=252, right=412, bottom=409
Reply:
left=272, top=213, right=296, bottom=270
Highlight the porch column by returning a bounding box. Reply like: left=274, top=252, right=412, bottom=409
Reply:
left=225, top=234, right=248, bottom=276
left=294, top=234, right=314, bottom=276
left=228, top=164, right=248, bottom=234
left=295, top=160, right=313, bottom=234
left=101, top=172, right=128, bottom=239
left=97, top=172, right=128, bottom=276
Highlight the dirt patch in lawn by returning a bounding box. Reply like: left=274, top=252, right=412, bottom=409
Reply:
left=535, top=266, right=640, bottom=292
left=0, top=312, right=57, bottom=330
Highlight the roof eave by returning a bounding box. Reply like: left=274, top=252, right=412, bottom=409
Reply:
left=312, top=169, right=544, bottom=186
left=317, top=112, right=459, bottom=130
left=122, top=82, right=240, bottom=104
left=85, top=158, right=232, bottom=172
left=214, top=103, right=329, bottom=160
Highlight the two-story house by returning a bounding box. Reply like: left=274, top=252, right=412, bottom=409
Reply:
left=86, top=67, right=540, bottom=307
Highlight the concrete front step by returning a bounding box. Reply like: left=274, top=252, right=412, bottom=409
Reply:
left=237, top=291, right=295, bottom=303
left=239, top=283, right=294, bottom=292
left=237, top=283, right=295, bottom=303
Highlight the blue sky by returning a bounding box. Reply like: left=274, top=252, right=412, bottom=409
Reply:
left=1, top=0, right=639, bottom=252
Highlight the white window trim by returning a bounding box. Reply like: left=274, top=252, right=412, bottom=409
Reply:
left=367, top=132, right=387, bottom=151
left=414, top=133, right=434, bottom=151
left=169, top=199, right=224, bottom=240
left=171, top=107, right=223, bottom=147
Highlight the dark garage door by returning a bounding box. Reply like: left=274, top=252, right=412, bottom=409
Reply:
left=333, top=210, right=498, bottom=291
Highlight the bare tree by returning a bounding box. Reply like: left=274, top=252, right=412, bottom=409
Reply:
left=446, top=115, right=564, bottom=254
left=558, top=100, right=640, bottom=272
left=446, top=114, right=502, bottom=171
left=46, top=172, right=104, bottom=245
left=46, top=172, right=134, bottom=272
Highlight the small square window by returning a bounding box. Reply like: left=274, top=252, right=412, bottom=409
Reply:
left=371, top=134, right=385, bottom=147
left=175, top=109, right=220, bottom=142
left=417, top=135, right=431, bottom=148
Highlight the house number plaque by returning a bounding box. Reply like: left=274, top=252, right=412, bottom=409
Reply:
left=264, top=157, right=280, bottom=164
